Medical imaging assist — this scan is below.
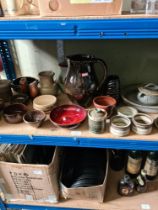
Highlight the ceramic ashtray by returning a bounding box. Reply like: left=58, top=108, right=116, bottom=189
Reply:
left=132, top=113, right=154, bottom=135
left=110, top=115, right=131, bottom=137
left=117, top=106, right=138, bottom=119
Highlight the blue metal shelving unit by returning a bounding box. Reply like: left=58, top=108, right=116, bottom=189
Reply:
left=0, top=16, right=158, bottom=210
left=1, top=18, right=158, bottom=40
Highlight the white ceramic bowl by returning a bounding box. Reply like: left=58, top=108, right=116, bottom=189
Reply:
left=132, top=124, right=152, bottom=135
left=132, top=113, right=153, bottom=135
left=117, top=106, right=138, bottom=118
left=110, top=115, right=131, bottom=137
left=132, top=113, right=153, bottom=128
left=33, top=95, right=57, bottom=112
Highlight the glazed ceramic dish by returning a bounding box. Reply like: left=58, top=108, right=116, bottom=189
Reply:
left=3, top=103, right=27, bottom=124
left=23, top=110, right=46, bottom=128
left=117, top=106, right=138, bottom=118
left=93, top=96, right=117, bottom=110
left=33, top=95, right=57, bottom=112
left=50, top=104, right=87, bottom=128
left=137, top=83, right=158, bottom=105
left=110, top=115, right=131, bottom=137
left=122, top=84, right=158, bottom=113
left=131, top=113, right=153, bottom=135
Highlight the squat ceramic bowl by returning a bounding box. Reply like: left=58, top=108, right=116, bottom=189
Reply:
left=3, top=103, right=27, bottom=124
left=110, top=115, right=131, bottom=137
left=132, top=113, right=154, bottom=135
left=23, top=110, right=46, bottom=128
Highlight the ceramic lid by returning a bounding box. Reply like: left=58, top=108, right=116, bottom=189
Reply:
left=88, top=108, right=107, bottom=121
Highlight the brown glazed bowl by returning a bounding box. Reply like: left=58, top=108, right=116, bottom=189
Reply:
left=11, top=94, right=29, bottom=104
left=3, top=103, right=27, bottom=124
left=23, top=110, right=46, bottom=128
left=0, top=98, right=4, bottom=111
left=93, top=96, right=117, bottom=110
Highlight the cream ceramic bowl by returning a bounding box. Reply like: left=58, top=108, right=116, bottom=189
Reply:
left=110, top=115, right=131, bottom=137
left=33, top=95, right=57, bottom=112
left=132, top=113, right=153, bottom=135
left=117, top=106, right=138, bottom=119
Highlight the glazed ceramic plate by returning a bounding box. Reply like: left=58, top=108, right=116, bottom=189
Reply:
left=50, top=104, right=87, bottom=127
left=122, top=84, right=158, bottom=113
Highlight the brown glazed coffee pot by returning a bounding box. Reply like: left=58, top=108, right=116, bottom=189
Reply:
left=64, top=54, right=108, bottom=107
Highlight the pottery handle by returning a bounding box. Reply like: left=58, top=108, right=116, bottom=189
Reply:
left=107, top=105, right=115, bottom=119
left=94, top=58, right=108, bottom=91
left=137, top=92, right=145, bottom=98
left=144, top=83, right=158, bottom=89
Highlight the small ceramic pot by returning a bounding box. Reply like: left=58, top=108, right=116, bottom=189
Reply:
left=137, top=83, right=158, bottom=105
left=11, top=94, right=29, bottom=104
left=23, top=110, right=46, bottom=128
left=39, top=71, right=55, bottom=88
left=110, top=115, right=131, bottom=137
left=132, top=124, right=152, bottom=135
left=117, top=106, right=138, bottom=119
left=0, top=80, right=12, bottom=102
left=40, top=85, right=58, bottom=96
left=0, top=99, right=4, bottom=111
left=132, top=113, right=153, bottom=135
left=88, top=108, right=107, bottom=134
left=3, top=103, right=27, bottom=124
left=93, top=96, right=116, bottom=117
left=11, top=76, right=39, bottom=98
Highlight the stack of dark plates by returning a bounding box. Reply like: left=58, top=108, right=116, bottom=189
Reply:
left=102, top=75, right=121, bottom=103
left=61, top=148, right=107, bottom=188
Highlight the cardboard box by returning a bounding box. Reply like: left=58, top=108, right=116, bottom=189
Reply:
left=1, top=0, right=39, bottom=16
left=0, top=147, right=60, bottom=204
left=38, top=0, right=123, bottom=17
left=60, top=149, right=109, bottom=203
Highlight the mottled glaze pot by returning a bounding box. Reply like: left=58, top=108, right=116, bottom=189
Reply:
left=137, top=83, right=158, bottom=105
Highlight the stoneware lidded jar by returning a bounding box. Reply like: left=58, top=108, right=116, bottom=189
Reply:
left=88, top=108, right=107, bottom=134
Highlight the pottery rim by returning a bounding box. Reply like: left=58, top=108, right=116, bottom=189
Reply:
left=132, top=113, right=154, bottom=127
left=93, top=96, right=117, bottom=110
left=110, top=115, right=131, bottom=129
left=117, top=106, right=138, bottom=118
left=88, top=108, right=107, bottom=122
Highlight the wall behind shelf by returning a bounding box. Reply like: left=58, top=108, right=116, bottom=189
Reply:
left=13, top=39, right=158, bottom=85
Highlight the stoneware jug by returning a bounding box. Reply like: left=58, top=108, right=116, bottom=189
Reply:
left=39, top=71, right=58, bottom=95
left=64, top=54, right=108, bottom=107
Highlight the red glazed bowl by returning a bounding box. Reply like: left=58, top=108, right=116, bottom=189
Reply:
left=93, top=96, right=117, bottom=111
left=50, top=104, right=87, bottom=128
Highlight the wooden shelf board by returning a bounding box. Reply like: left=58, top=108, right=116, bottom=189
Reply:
left=1, top=13, right=158, bottom=21
left=0, top=94, right=158, bottom=143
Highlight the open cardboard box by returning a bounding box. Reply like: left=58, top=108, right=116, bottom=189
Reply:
left=60, top=149, right=109, bottom=203
left=0, top=147, right=60, bottom=204
left=38, top=0, right=123, bottom=17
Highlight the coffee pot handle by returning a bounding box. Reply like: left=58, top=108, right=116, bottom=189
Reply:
left=94, top=58, right=108, bottom=91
